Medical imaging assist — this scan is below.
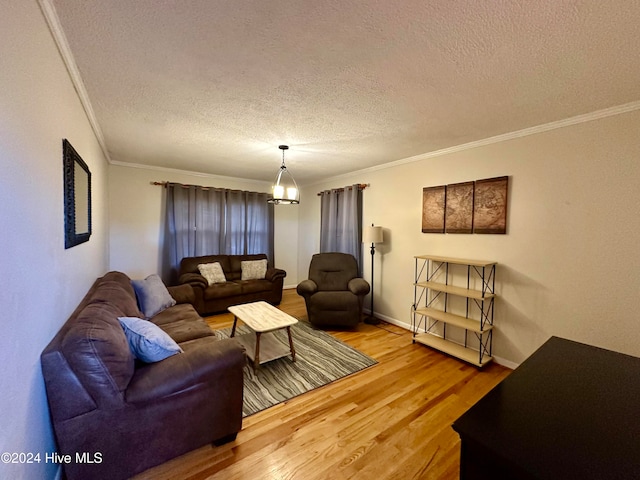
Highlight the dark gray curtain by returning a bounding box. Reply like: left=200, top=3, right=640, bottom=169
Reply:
left=319, top=184, right=363, bottom=273
left=162, top=183, right=274, bottom=284
left=225, top=189, right=274, bottom=259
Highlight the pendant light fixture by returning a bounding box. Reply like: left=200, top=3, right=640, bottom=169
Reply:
left=268, top=145, right=300, bottom=204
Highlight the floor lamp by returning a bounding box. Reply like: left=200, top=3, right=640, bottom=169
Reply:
left=363, top=224, right=383, bottom=325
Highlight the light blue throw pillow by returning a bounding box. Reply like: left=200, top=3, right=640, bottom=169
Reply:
left=118, top=316, right=183, bottom=363
left=131, top=274, right=176, bottom=319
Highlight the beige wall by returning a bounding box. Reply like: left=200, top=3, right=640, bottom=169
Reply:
left=108, top=164, right=299, bottom=286
left=298, top=109, right=640, bottom=367
left=0, top=2, right=110, bottom=478
left=110, top=109, right=640, bottom=368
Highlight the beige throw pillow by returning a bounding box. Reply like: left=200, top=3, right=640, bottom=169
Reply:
left=241, top=259, right=268, bottom=280
left=198, top=262, right=227, bottom=285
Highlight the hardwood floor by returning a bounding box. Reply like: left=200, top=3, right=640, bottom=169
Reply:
left=133, top=289, right=511, bottom=480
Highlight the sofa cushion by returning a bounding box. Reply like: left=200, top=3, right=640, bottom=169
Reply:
left=61, top=303, right=135, bottom=401
left=88, top=280, right=143, bottom=318
left=178, top=335, right=222, bottom=351
left=119, top=317, right=183, bottom=363
left=309, top=253, right=358, bottom=291
left=132, top=274, right=177, bottom=318
left=241, top=259, right=268, bottom=280
left=307, top=290, right=359, bottom=311
left=239, top=279, right=272, bottom=295
left=125, top=336, right=243, bottom=405
left=181, top=255, right=231, bottom=276
left=151, top=303, right=201, bottom=326
left=158, top=319, right=216, bottom=344
left=198, top=262, right=227, bottom=285
left=204, top=282, right=242, bottom=300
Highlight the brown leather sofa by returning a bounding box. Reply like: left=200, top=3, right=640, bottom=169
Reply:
left=297, top=252, right=370, bottom=327
left=178, top=253, right=286, bottom=315
left=40, top=271, right=245, bottom=480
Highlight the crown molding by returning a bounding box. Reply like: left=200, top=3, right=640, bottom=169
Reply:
left=109, top=160, right=272, bottom=187
left=38, top=0, right=112, bottom=163
left=396, top=100, right=640, bottom=166
left=310, top=99, right=640, bottom=187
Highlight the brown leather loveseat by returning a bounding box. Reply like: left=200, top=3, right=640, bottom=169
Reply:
left=41, top=271, right=245, bottom=480
left=178, top=253, right=286, bottom=315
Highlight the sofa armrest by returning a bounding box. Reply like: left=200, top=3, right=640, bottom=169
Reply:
left=296, top=279, right=318, bottom=297
left=265, top=267, right=286, bottom=282
left=125, top=338, right=245, bottom=404
left=178, top=272, right=208, bottom=290
left=167, top=284, right=196, bottom=305
left=348, top=278, right=370, bottom=296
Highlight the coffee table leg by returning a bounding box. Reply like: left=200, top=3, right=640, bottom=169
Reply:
left=231, top=316, right=238, bottom=337
left=287, top=326, right=296, bottom=362
left=254, top=332, right=261, bottom=370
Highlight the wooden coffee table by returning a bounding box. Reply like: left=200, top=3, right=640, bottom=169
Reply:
left=228, top=301, right=298, bottom=370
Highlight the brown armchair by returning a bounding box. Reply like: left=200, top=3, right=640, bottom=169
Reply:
left=297, top=252, right=370, bottom=327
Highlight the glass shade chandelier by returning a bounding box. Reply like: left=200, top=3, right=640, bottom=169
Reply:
left=268, top=145, right=299, bottom=204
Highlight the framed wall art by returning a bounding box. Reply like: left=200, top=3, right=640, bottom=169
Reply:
left=63, top=139, right=92, bottom=248
left=421, top=185, right=446, bottom=233
left=473, top=176, right=508, bottom=234
left=445, top=181, right=474, bottom=233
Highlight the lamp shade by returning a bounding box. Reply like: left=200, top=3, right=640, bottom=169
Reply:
left=269, top=166, right=299, bottom=204
left=363, top=225, right=383, bottom=244
left=268, top=145, right=300, bottom=205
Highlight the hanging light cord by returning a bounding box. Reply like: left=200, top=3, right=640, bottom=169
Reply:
left=279, top=145, right=289, bottom=170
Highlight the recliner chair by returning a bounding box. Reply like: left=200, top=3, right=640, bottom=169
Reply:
left=297, top=252, right=370, bottom=327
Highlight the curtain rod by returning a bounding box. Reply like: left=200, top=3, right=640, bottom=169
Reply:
left=151, top=181, right=205, bottom=188
left=317, top=183, right=369, bottom=196
left=150, top=181, right=269, bottom=196
left=152, top=180, right=220, bottom=191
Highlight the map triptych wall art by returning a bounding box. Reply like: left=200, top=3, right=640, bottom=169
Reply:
left=421, top=176, right=509, bottom=234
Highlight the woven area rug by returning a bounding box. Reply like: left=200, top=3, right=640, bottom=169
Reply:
left=215, top=321, right=377, bottom=417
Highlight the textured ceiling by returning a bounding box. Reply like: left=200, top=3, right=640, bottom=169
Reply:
left=50, top=0, right=640, bottom=183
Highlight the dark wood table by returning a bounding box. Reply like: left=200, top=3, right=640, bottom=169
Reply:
left=452, top=336, right=640, bottom=480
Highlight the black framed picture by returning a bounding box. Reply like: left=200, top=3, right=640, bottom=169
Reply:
left=63, top=139, right=92, bottom=248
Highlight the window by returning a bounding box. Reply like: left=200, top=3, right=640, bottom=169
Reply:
left=163, top=183, right=274, bottom=283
